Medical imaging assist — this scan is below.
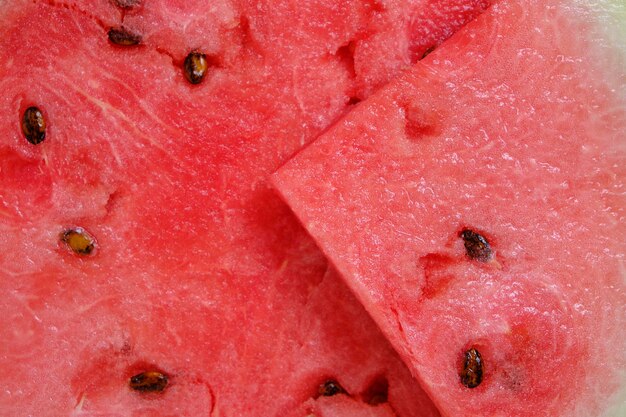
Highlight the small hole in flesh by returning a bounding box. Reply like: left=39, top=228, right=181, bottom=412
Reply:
left=402, top=103, right=438, bottom=139
left=335, top=41, right=356, bottom=79
left=318, top=379, right=347, bottom=397
left=418, top=253, right=455, bottom=299
left=362, top=375, right=389, bottom=405
left=366, top=0, right=385, bottom=12
left=460, top=347, right=484, bottom=388
left=129, top=371, right=169, bottom=392
left=237, top=15, right=257, bottom=51
left=61, top=228, right=96, bottom=256
left=108, top=27, right=141, bottom=46
left=183, top=51, right=209, bottom=84
left=348, top=97, right=361, bottom=105
left=460, top=228, right=493, bottom=262
left=21, top=106, right=46, bottom=145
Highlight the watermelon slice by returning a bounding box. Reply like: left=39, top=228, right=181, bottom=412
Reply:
left=274, top=0, right=626, bottom=416
left=0, top=0, right=491, bottom=415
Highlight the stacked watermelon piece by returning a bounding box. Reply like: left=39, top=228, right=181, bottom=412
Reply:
left=274, top=0, right=626, bottom=416
left=1, top=0, right=624, bottom=416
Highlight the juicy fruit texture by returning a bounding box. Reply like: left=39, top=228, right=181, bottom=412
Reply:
left=274, top=0, right=626, bottom=416
left=0, top=0, right=491, bottom=415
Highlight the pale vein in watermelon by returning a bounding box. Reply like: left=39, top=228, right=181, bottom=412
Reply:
left=274, top=0, right=626, bottom=416
left=0, top=0, right=494, bottom=415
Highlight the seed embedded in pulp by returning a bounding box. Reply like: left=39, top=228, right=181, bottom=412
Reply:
left=183, top=51, right=209, bottom=84
left=61, top=228, right=96, bottom=256
left=318, top=379, right=347, bottom=397
left=21, top=106, right=46, bottom=145
left=421, top=45, right=436, bottom=60
left=460, top=228, right=493, bottom=262
left=108, top=27, right=141, bottom=46
left=460, top=347, right=484, bottom=388
left=113, top=0, right=139, bottom=8
left=129, top=371, right=168, bottom=392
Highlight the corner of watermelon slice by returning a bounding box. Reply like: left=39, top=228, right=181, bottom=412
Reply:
left=273, top=0, right=626, bottom=416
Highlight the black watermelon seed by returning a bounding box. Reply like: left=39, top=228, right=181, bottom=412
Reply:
left=61, top=228, right=96, bottom=256
left=183, top=51, right=209, bottom=84
left=318, top=379, right=347, bottom=397
left=129, top=371, right=168, bottom=392
left=21, top=106, right=46, bottom=145
left=108, top=27, right=141, bottom=46
left=460, top=348, right=484, bottom=388
left=460, top=228, right=493, bottom=262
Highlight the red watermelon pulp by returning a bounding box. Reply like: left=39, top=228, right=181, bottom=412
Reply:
left=0, top=0, right=494, bottom=415
left=274, top=0, right=626, bottom=416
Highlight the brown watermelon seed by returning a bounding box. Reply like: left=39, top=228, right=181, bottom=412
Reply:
left=421, top=45, right=436, bottom=60
left=21, top=106, right=46, bottom=145
left=460, top=348, right=484, bottom=388
left=460, top=228, right=493, bottom=262
left=318, top=379, right=347, bottom=397
left=61, top=228, right=96, bottom=256
left=129, top=371, right=168, bottom=392
left=183, top=51, right=209, bottom=84
left=108, top=27, right=141, bottom=46
left=113, top=0, right=139, bottom=9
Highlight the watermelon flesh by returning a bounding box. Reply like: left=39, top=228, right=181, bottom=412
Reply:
left=274, top=0, right=626, bottom=416
left=0, top=0, right=493, bottom=415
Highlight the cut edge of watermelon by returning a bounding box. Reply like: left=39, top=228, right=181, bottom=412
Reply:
left=271, top=0, right=626, bottom=415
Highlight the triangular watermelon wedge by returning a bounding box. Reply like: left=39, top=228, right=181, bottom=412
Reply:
left=273, top=0, right=626, bottom=415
